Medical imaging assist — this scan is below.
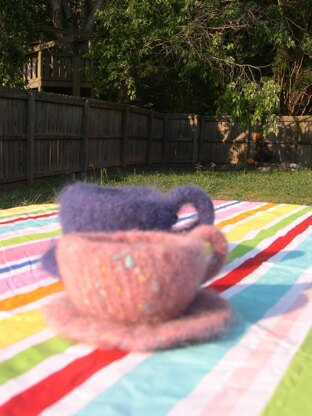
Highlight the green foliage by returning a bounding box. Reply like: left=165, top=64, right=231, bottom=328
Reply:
left=0, top=0, right=50, bottom=86
left=217, top=80, right=281, bottom=136
left=1, top=0, right=312, bottom=135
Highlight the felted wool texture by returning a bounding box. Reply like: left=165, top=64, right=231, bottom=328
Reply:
left=55, top=226, right=228, bottom=324
left=43, top=289, right=232, bottom=351
left=41, top=183, right=215, bottom=277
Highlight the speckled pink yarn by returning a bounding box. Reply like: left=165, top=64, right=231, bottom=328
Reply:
left=55, top=226, right=228, bottom=324
left=43, top=225, right=231, bottom=350
left=43, top=289, right=232, bottom=351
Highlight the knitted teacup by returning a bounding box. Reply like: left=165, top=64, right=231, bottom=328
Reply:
left=42, top=183, right=215, bottom=277
left=56, top=225, right=227, bottom=324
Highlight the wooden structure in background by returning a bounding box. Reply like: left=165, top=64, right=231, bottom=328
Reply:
left=23, top=25, right=93, bottom=97
left=1, top=87, right=312, bottom=184
left=23, top=49, right=93, bottom=97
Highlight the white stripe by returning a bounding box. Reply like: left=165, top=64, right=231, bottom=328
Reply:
left=0, top=211, right=58, bottom=227
left=0, top=344, right=94, bottom=407
left=215, top=201, right=263, bottom=216
left=0, top=289, right=62, bottom=319
left=224, top=204, right=306, bottom=250
left=220, top=224, right=312, bottom=299
left=214, top=202, right=266, bottom=225
left=0, top=256, right=41, bottom=280
left=0, top=222, right=60, bottom=241
left=0, top=329, right=54, bottom=363
left=168, top=238, right=312, bottom=416
left=207, top=209, right=312, bottom=288
left=227, top=205, right=304, bottom=242
left=220, top=203, right=288, bottom=234
left=0, top=205, right=57, bottom=220
left=0, top=234, right=59, bottom=251
left=229, top=281, right=312, bottom=416
left=0, top=276, right=57, bottom=305
left=40, top=353, right=151, bottom=416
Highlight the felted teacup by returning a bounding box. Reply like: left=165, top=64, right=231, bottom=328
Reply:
left=41, top=183, right=215, bottom=277
left=43, top=225, right=232, bottom=351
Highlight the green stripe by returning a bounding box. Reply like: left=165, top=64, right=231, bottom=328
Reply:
left=227, top=206, right=312, bottom=263
left=261, top=325, right=312, bottom=416
left=0, top=229, right=61, bottom=248
left=0, top=336, right=74, bottom=384
left=0, top=206, right=58, bottom=221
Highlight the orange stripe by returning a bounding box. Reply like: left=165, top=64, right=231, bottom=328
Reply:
left=217, top=202, right=277, bottom=229
left=0, top=281, right=64, bottom=311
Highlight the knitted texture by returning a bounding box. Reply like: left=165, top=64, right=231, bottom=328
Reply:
left=55, top=225, right=227, bottom=323
left=41, top=183, right=215, bottom=277
left=43, top=225, right=230, bottom=350
left=43, top=289, right=232, bottom=351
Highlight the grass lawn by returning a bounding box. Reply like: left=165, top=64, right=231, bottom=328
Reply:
left=1, top=167, right=312, bottom=209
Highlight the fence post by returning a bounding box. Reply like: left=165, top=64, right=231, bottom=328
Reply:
left=121, top=104, right=129, bottom=167
left=27, top=93, right=35, bottom=185
left=81, top=99, right=89, bottom=178
left=246, top=125, right=252, bottom=159
left=162, top=114, right=168, bottom=164
left=198, top=115, right=205, bottom=165
left=192, top=115, right=200, bottom=166
left=146, top=110, right=154, bottom=165
left=295, top=118, right=299, bottom=164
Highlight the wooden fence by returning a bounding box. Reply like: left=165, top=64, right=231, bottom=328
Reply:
left=1, top=87, right=312, bottom=184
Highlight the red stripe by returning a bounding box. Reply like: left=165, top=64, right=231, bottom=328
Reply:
left=210, top=214, right=312, bottom=293
left=0, top=349, right=127, bottom=416
left=1, top=215, right=311, bottom=415
left=0, top=211, right=57, bottom=225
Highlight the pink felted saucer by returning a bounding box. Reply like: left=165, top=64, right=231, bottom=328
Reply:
left=43, top=288, right=232, bottom=351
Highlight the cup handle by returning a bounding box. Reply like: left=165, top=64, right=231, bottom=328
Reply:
left=168, top=185, right=215, bottom=230
left=190, top=225, right=228, bottom=285
left=41, top=245, right=60, bottom=278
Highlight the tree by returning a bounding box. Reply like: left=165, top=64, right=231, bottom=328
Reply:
left=1, top=0, right=312, bottom=136
left=88, top=0, right=312, bottom=135
left=0, top=1, right=104, bottom=85
left=0, top=0, right=49, bottom=86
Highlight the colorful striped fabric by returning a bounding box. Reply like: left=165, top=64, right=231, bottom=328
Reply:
left=1, top=200, right=312, bottom=416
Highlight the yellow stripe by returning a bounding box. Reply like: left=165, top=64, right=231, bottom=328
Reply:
left=217, top=202, right=276, bottom=229
left=0, top=309, right=47, bottom=348
left=0, top=204, right=56, bottom=217
left=220, top=204, right=299, bottom=243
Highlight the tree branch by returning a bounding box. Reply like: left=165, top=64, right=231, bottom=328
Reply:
left=84, top=0, right=104, bottom=33
left=61, top=0, right=74, bottom=30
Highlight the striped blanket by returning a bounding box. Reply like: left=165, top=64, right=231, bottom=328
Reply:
left=1, top=200, right=312, bottom=416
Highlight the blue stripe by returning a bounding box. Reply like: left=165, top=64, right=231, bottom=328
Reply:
left=176, top=201, right=242, bottom=222
left=176, top=213, right=197, bottom=222
left=215, top=200, right=241, bottom=211
left=75, top=232, right=312, bottom=416
left=0, top=216, right=58, bottom=235
left=0, top=258, right=40, bottom=274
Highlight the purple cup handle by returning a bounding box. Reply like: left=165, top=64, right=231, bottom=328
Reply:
left=41, top=245, right=60, bottom=278
left=168, top=185, right=215, bottom=229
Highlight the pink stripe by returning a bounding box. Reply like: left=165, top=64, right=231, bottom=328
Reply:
left=0, top=267, right=52, bottom=295
left=215, top=201, right=260, bottom=221
left=213, top=200, right=231, bottom=207
left=0, top=240, right=55, bottom=266
left=201, top=283, right=312, bottom=416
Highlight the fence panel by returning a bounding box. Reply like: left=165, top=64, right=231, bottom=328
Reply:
left=88, top=103, right=123, bottom=168
left=1, top=87, right=312, bottom=184
left=34, top=96, right=84, bottom=176
left=0, top=92, right=28, bottom=182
